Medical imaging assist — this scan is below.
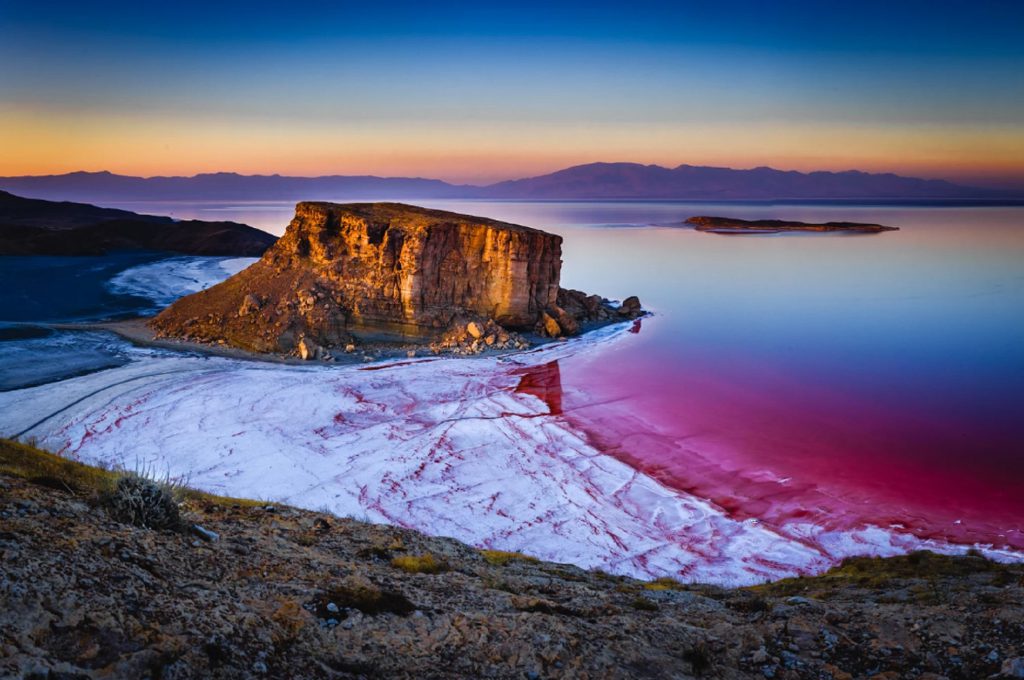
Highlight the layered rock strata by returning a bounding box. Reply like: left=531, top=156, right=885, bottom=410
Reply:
left=151, top=202, right=640, bottom=356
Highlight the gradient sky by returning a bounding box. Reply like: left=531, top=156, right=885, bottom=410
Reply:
left=2, top=0, right=1023, bottom=187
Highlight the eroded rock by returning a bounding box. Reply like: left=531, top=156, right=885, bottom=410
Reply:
left=150, top=202, right=645, bottom=354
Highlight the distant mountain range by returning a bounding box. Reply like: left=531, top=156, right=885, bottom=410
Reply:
left=0, top=163, right=1018, bottom=203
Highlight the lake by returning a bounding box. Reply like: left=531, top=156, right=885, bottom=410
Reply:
left=3, top=198, right=1022, bottom=578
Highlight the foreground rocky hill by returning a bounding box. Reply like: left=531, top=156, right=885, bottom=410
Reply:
left=2, top=438, right=1022, bottom=679
left=0, top=190, right=276, bottom=256
left=151, top=202, right=640, bottom=355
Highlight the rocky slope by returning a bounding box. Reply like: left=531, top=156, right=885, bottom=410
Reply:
left=0, top=190, right=276, bottom=256
left=2, top=438, right=1023, bottom=679
left=686, top=216, right=898, bottom=234
left=150, top=202, right=640, bottom=355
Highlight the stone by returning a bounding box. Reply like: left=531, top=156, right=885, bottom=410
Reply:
left=466, top=321, right=484, bottom=339
left=619, top=295, right=642, bottom=317
left=540, top=312, right=561, bottom=338
left=190, top=524, right=219, bottom=542
left=551, top=305, right=578, bottom=335
left=297, top=337, right=320, bottom=361
left=239, top=293, right=262, bottom=316
left=1003, top=658, right=1024, bottom=678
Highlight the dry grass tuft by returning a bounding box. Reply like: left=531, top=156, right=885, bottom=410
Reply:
left=480, top=549, right=539, bottom=566
left=0, top=437, right=266, bottom=508
left=643, top=576, right=685, bottom=591
left=104, top=472, right=183, bottom=531
left=391, top=553, right=448, bottom=574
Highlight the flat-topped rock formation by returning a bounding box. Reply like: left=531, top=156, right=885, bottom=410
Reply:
left=687, top=215, right=899, bottom=234
left=151, top=202, right=640, bottom=355
left=0, top=190, right=276, bottom=256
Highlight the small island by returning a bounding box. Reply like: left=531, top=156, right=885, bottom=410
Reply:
left=686, top=215, right=899, bottom=234
left=150, top=201, right=643, bottom=359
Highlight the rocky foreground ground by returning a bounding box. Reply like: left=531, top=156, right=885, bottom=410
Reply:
left=1, top=438, right=1023, bottom=679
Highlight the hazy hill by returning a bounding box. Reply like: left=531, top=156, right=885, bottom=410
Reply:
left=0, top=190, right=276, bottom=256
left=482, top=162, right=1002, bottom=200
left=0, top=171, right=471, bottom=203
left=0, top=189, right=168, bottom=229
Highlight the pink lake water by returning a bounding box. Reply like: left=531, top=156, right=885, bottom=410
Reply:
left=100, top=199, right=1024, bottom=552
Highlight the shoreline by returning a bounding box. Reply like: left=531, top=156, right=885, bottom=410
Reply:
left=47, top=314, right=635, bottom=368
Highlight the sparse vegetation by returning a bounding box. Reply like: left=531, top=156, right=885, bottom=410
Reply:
left=630, top=596, right=658, bottom=611
left=643, top=576, right=685, bottom=591
left=0, top=437, right=266, bottom=508
left=724, top=593, right=770, bottom=613
left=104, top=472, right=183, bottom=530
left=0, top=437, right=117, bottom=495
left=390, top=552, right=448, bottom=574
left=480, top=549, right=539, bottom=566
left=683, top=641, right=714, bottom=676
left=307, top=578, right=416, bottom=618
left=750, top=549, right=1005, bottom=600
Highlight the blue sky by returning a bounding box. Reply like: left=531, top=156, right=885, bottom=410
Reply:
left=2, top=0, right=1022, bottom=185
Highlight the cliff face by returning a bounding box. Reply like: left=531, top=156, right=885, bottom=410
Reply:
left=150, top=202, right=571, bottom=352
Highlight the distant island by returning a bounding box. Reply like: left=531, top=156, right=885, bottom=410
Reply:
left=686, top=215, right=899, bottom=234
left=0, top=190, right=276, bottom=256
left=1, top=162, right=1018, bottom=203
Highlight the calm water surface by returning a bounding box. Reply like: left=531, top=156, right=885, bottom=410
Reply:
left=103, top=199, right=1024, bottom=548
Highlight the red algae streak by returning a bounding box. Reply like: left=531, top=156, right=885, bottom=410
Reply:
left=555, top=322, right=1024, bottom=553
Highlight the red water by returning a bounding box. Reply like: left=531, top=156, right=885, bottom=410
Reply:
left=555, top=318, right=1024, bottom=551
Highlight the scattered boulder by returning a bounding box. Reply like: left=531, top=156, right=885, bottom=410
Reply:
left=297, top=337, right=319, bottom=361
left=432, top=318, right=529, bottom=355
left=238, top=293, right=263, bottom=317
left=1004, top=658, right=1024, bottom=678
left=551, top=305, right=579, bottom=336
left=539, top=312, right=562, bottom=338
left=619, top=295, right=643, bottom=317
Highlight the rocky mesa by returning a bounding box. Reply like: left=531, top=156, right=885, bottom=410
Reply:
left=150, top=202, right=641, bottom=356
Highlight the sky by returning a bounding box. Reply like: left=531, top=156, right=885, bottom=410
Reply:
left=1, top=0, right=1023, bottom=187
